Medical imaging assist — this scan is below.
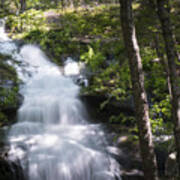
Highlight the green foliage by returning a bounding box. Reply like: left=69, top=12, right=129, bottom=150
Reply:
left=6, top=4, right=122, bottom=65
left=0, top=57, right=20, bottom=126
left=5, top=1, right=178, bottom=138
left=109, top=113, right=135, bottom=125
left=141, top=47, right=168, bottom=100
left=0, top=112, right=8, bottom=127
left=83, top=62, right=131, bottom=101
left=150, top=95, right=172, bottom=135
left=7, top=9, right=45, bottom=35
left=80, top=45, right=105, bottom=70
left=0, top=87, right=19, bottom=108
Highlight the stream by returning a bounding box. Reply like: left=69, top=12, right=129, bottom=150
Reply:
left=0, top=19, right=121, bottom=180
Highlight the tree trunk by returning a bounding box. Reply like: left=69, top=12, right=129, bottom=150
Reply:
left=54, top=0, right=58, bottom=6
left=153, top=32, right=172, bottom=97
left=119, top=0, right=159, bottom=179
left=146, top=0, right=172, bottom=98
left=156, top=0, right=180, bottom=176
left=20, top=0, right=26, bottom=13
left=61, top=0, right=65, bottom=10
left=0, top=0, right=4, bottom=8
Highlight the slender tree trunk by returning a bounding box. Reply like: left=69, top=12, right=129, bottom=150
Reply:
left=156, top=0, right=180, bottom=176
left=61, top=0, right=65, bottom=10
left=148, top=0, right=172, bottom=98
left=20, top=0, right=26, bottom=13
left=54, top=0, right=58, bottom=6
left=0, top=0, right=4, bottom=8
left=153, top=32, right=172, bottom=97
left=119, top=0, right=159, bottom=179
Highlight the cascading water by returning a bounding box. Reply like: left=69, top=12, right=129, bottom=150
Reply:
left=0, top=19, right=9, bottom=41
left=0, top=20, right=121, bottom=180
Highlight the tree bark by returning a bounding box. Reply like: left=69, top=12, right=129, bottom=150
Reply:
left=20, top=0, right=26, bottom=13
left=0, top=0, right=4, bottom=8
left=153, top=32, right=172, bottom=97
left=54, top=0, right=58, bottom=6
left=156, top=0, right=180, bottom=176
left=119, top=0, right=159, bottom=179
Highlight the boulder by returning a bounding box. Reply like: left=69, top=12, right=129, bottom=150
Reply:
left=165, top=152, right=178, bottom=177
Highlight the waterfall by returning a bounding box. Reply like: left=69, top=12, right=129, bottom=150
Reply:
left=0, top=21, right=121, bottom=180
left=0, top=19, right=10, bottom=41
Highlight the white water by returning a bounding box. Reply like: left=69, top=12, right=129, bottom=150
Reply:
left=0, top=21, right=121, bottom=180
left=0, top=19, right=10, bottom=41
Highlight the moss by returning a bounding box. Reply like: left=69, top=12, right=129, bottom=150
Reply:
left=0, top=112, right=8, bottom=127
left=0, top=56, right=20, bottom=126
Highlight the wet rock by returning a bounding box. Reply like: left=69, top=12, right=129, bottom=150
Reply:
left=153, top=135, right=173, bottom=177
left=101, top=124, right=144, bottom=180
left=0, top=130, right=25, bottom=180
left=0, top=156, right=25, bottom=180
left=13, top=40, right=25, bottom=49
left=81, top=94, right=134, bottom=123
left=121, top=169, right=144, bottom=180
left=155, top=147, right=169, bottom=177
left=111, top=136, right=144, bottom=180
left=165, top=152, right=178, bottom=177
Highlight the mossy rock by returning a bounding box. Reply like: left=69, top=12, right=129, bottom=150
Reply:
left=0, top=55, right=20, bottom=126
